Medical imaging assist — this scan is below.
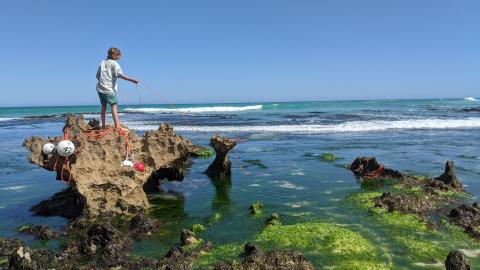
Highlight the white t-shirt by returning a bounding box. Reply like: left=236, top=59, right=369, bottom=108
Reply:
left=96, top=59, right=124, bottom=94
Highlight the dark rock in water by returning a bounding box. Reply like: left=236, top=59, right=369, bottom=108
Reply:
left=205, top=135, right=237, bottom=177
left=9, top=246, right=37, bottom=270
left=462, top=107, right=480, bottom=113
left=449, top=203, right=480, bottom=239
left=30, top=187, right=85, bottom=219
left=373, top=192, right=435, bottom=215
left=129, top=213, right=159, bottom=238
left=180, top=229, right=198, bottom=246
left=265, top=213, right=281, bottom=226
left=249, top=201, right=264, bottom=215
left=435, top=161, right=462, bottom=189
left=244, top=243, right=262, bottom=256
left=445, top=250, right=471, bottom=270
left=165, top=246, right=184, bottom=258
left=16, top=225, right=64, bottom=240
left=348, top=157, right=404, bottom=179
left=215, top=248, right=315, bottom=270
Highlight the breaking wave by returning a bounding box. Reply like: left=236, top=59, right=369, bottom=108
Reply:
left=127, top=118, right=480, bottom=133
left=0, top=117, right=20, bottom=122
left=124, top=105, right=262, bottom=113
left=465, top=97, right=478, bottom=101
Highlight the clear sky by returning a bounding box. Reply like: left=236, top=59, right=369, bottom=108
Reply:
left=0, top=0, right=478, bottom=106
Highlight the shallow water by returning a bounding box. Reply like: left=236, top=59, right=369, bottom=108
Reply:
left=1, top=99, right=480, bottom=268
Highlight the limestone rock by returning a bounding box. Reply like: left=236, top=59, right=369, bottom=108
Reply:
left=23, top=114, right=193, bottom=217
left=205, top=135, right=237, bottom=177
left=129, top=213, right=160, bottom=238
left=445, top=250, right=471, bottom=270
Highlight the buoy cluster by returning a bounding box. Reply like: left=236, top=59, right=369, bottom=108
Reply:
left=42, top=140, right=75, bottom=157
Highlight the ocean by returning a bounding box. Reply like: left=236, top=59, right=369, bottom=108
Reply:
left=1, top=98, right=480, bottom=268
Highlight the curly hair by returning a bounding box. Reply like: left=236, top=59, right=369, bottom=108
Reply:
left=107, top=47, right=121, bottom=60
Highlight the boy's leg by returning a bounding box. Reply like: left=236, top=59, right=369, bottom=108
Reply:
left=111, top=104, right=121, bottom=129
left=100, top=103, right=107, bottom=129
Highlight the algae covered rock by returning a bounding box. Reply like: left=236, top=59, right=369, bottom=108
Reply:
left=23, top=114, right=193, bottom=217
left=129, top=213, right=160, bottom=238
left=435, top=161, right=462, bottom=189
left=192, top=224, right=206, bottom=235
left=265, top=213, right=281, bottom=226
left=445, top=250, right=471, bottom=270
left=205, top=135, right=237, bottom=177
left=181, top=229, right=198, bottom=246
left=16, top=225, right=64, bottom=240
left=249, top=201, right=264, bottom=215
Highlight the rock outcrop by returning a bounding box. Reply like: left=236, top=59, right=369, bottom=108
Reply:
left=205, top=135, right=237, bottom=177
left=445, top=250, right=472, bottom=270
left=449, top=203, right=480, bottom=239
left=23, top=114, right=193, bottom=217
left=348, top=157, right=405, bottom=179
left=214, top=243, right=315, bottom=270
left=435, top=161, right=462, bottom=189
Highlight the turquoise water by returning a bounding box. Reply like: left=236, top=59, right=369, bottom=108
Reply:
left=1, top=98, right=480, bottom=268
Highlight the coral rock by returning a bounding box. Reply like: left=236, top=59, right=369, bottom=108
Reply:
left=205, top=135, right=237, bottom=177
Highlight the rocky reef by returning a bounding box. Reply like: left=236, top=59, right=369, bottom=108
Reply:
left=23, top=114, right=195, bottom=218
left=205, top=135, right=237, bottom=178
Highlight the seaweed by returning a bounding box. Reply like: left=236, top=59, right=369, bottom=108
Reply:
left=256, top=221, right=388, bottom=269
left=192, top=224, right=206, bottom=235
left=194, top=243, right=243, bottom=269
left=249, top=201, right=264, bottom=215
left=208, top=212, right=222, bottom=224
left=242, top=159, right=268, bottom=169
left=191, top=150, right=214, bottom=158
left=303, top=152, right=342, bottom=162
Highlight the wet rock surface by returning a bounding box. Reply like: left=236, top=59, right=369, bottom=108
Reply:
left=24, top=115, right=195, bottom=217
left=205, top=135, right=237, bottom=177
left=181, top=229, right=198, bottom=246
left=449, top=203, right=480, bottom=239
left=214, top=243, right=315, bottom=270
left=435, top=161, right=463, bottom=189
left=129, top=213, right=160, bottom=238
left=348, top=157, right=405, bottom=179
left=16, top=225, right=64, bottom=240
left=445, top=250, right=472, bottom=270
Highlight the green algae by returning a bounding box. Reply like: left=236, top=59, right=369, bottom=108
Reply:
left=192, top=224, right=206, bottom=235
left=194, top=243, right=243, bottom=269
left=191, top=150, right=214, bottom=158
left=242, top=159, right=268, bottom=169
left=348, top=190, right=480, bottom=263
left=16, top=224, right=31, bottom=232
left=257, top=221, right=389, bottom=269
left=304, top=152, right=342, bottom=162
left=0, top=259, right=7, bottom=266
left=265, top=213, right=281, bottom=226
left=249, top=201, right=264, bottom=215
left=208, top=212, right=222, bottom=224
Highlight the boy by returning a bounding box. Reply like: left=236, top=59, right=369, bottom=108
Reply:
left=96, top=47, right=138, bottom=129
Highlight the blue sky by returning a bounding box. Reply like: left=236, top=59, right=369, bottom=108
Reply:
left=0, top=0, right=478, bottom=106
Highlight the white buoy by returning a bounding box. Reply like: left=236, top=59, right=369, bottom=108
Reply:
left=42, top=143, right=56, bottom=155
left=121, top=159, right=134, bottom=167
left=57, top=140, right=75, bottom=157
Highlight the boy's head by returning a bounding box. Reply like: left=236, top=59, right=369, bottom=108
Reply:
left=107, top=47, right=121, bottom=60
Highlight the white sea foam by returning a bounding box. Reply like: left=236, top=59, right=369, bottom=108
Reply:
left=465, top=97, right=478, bottom=101
left=459, top=248, right=480, bottom=257
left=271, top=180, right=304, bottom=190
left=127, top=118, right=480, bottom=134
left=1, top=185, right=27, bottom=191
left=124, top=105, right=262, bottom=114
left=0, top=117, right=20, bottom=122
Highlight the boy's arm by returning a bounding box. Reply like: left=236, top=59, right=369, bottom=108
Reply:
left=118, top=74, right=139, bottom=84
left=96, top=66, right=100, bottom=80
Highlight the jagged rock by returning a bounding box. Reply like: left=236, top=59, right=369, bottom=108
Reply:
left=463, top=107, right=480, bottom=113
left=435, top=161, right=462, bottom=189
left=129, top=213, right=160, bottom=238
left=445, top=250, right=471, bottom=270
left=9, top=246, right=36, bottom=270
left=180, top=229, right=198, bottom=246
left=16, top=225, right=64, bottom=240
left=348, top=157, right=404, bottom=179
left=373, top=192, right=435, bottom=214
left=449, top=203, right=480, bottom=239
left=23, top=114, right=193, bottom=217
left=205, top=135, right=237, bottom=177
left=0, top=238, right=23, bottom=268
left=214, top=245, right=315, bottom=270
